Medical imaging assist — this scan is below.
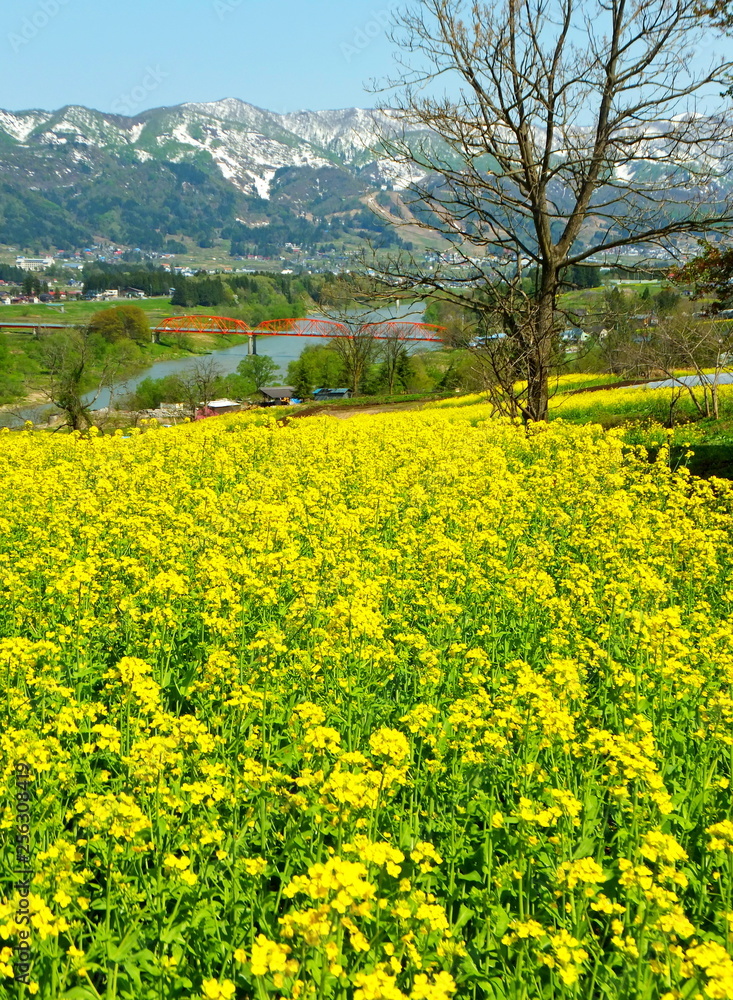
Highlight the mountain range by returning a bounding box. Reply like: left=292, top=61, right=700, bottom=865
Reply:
left=1, top=98, right=729, bottom=259
left=0, top=99, right=427, bottom=254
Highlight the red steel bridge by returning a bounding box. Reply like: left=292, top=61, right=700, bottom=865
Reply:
left=151, top=316, right=447, bottom=343
left=0, top=316, right=447, bottom=350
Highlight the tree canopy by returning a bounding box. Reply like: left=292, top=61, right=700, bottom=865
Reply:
left=374, top=0, right=733, bottom=419
left=88, top=305, right=151, bottom=344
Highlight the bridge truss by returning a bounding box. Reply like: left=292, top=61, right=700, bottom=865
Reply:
left=153, top=316, right=446, bottom=343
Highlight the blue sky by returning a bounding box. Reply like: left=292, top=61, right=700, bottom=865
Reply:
left=2, top=0, right=728, bottom=118
left=2, top=0, right=397, bottom=114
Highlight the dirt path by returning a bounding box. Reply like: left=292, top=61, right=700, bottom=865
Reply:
left=329, top=401, right=427, bottom=419
left=290, top=400, right=430, bottom=421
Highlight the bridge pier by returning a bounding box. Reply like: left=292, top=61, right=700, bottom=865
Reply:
left=152, top=331, right=161, bottom=344
left=248, top=335, right=257, bottom=356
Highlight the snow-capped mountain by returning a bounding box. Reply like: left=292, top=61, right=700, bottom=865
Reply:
left=0, top=99, right=428, bottom=250
left=0, top=99, right=406, bottom=199
left=1, top=98, right=727, bottom=254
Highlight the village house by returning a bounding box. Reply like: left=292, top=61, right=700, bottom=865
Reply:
left=195, top=399, right=246, bottom=419
left=312, top=388, right=352, bottom=401
left=259, top=387, right=295, bottom=406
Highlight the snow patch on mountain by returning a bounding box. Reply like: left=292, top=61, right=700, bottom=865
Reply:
left=181, top=99, right=275, bottom=131
left=253, top=171, right=276, bottom=200
left=0, top=110, right=50, bottom=142
left=281, top=107, right=380, bottom=160
left=0, top=98, right=430, bottom=206
left=40, top=133, right=71, bottom=146
left=377, top=158, right=429, bottom=190
left=170, top=123, right=205, bottom=150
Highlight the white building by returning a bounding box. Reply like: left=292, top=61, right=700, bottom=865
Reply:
left=16, top=256, right=54, bottom=272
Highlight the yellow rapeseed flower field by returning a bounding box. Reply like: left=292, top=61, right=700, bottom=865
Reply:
left=1, top=409, right=733, bottom=999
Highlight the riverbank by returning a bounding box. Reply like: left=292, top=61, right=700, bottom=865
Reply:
left=1, top=303, right=438, bottom=427
left=0, top=334, right=232, bottom=426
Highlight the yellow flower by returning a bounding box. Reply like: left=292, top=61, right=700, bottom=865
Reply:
left=502, top=919, right=545, bottom=945
left=243, top=857, right=267, bottom=876
left=410, top=842, right=443, bottom=873
left=201, top=978, right=236, bottom=1000
left=707, top=820, right=733, bottom=853
left=556, top=857, right=605, bottom=891
left=303, top=726, right=342, bottom=752
left=369, top=727, right=410, bottom=763
left=344, top=836, right=405, bottom=876
left=354, top=969, right=407, bottom=1000
left=642, top=831, right=688, bottom=865
left=411, top=971, right=457, bottom=1000
left=250, top=935, right=292, bottom=977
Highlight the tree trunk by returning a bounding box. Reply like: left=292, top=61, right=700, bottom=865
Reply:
left=526, top=282, right=555, bottom=422
left=56, top=393, right=90, bottom=432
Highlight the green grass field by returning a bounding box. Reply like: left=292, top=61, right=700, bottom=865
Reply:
left=0, top=296, right=248, bottom=329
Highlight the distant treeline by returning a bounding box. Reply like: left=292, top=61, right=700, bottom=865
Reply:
left=83, top=263, right=174, bottom=297
left=171, top=276, right=233, bottom=308
left=179, top=272, right=337, bottom=325
left=562, top=265, right=602, bottom=288
left=225, top=217, right=343, bottom=257
left=0, top=263, right=27, bottom=284
left=80, top=262, right=339, bottom=325
left=603, top=265, right=670, bottom=281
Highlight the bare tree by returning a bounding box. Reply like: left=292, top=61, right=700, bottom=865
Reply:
left=370, top=0, right=733, bottom=420
left=329, top=321, right=380, bottom=395
left=318, top=282, right=381, bottom=394
left=33, top=327, right=131, bottom=431
left=173, top=359, right=224, bottom=418
left=622, top=314, right=732, bottom=420
left=378, top=321, right=419, bottom=393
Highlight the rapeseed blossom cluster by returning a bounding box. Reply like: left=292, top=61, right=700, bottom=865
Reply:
left=0, top=408, right=732, bottom=998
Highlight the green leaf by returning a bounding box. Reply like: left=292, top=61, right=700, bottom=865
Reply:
left=492, top=906, right=512, bottom=938
left=107, top=933, right=140, bottom=963
left=572, top=837, right=598, bottom=859
left=458, top=869, right=483, bottom=883
left=454, top=903, right=476, bottom=930
left=122, top=959, right=143, bottom=987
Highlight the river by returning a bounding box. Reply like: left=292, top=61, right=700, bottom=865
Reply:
left=0, top=305, right=430, bottom=428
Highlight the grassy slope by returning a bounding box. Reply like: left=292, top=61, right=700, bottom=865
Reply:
left=0, top=296, right=251, bottom=328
